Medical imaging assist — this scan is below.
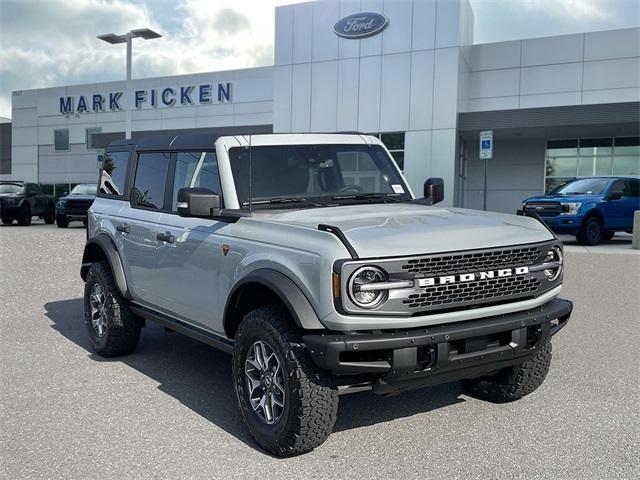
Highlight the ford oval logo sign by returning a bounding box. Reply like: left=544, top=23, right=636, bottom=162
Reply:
left=334, top=12, right=388, bottom=39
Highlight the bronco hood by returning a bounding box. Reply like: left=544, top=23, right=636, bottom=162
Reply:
left=256, top=203, right=555, bottom=258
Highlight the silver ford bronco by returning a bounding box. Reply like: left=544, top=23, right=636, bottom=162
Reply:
left=81, top=133, right=572, bottom=456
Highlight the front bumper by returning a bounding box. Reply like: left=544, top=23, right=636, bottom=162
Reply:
left=517, top=210, right=582, bottom=233
left=56, top=208, right=89, bottom=220
left=304, top=298, right=572, bottom=395
left=0, top=203, right=24, bottom=216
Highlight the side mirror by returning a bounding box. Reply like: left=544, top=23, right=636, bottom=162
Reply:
left=423, top=178, right=444, bottom=205
left=608, top=191, right=623, bottom=201
left=177, top=187, right=221, bottom=218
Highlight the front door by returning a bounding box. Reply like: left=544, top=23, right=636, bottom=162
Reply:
left=153, top=151, right=227, bottom=333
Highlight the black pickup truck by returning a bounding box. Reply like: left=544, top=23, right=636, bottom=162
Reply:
left=0, top=181, right=56, bottom=226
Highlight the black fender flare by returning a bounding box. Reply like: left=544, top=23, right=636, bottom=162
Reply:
left=224, top=269, right=325, bottom=335
left=80, top=233, right=131, bottom=299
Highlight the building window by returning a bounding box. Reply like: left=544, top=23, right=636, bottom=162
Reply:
left=544, top=137, right=640, bottom=192
left=54, top=183, right=70, bottom=199
left=371, top=132, right=405, bottom=170
left=86, top=127, right=102, bottom=149
left=40, top=184, right=54, bottom=197
left=54, top=129, right=69, bottom=151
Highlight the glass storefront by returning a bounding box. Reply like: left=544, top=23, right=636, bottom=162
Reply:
left=545, top=137, right=640, bottom=192
left=371, top=132, right=405, bottom=170
left=38, top=183, right=73, bottom=200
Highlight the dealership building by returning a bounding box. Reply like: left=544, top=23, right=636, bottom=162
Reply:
left=3, top=0, right=639, bottom=212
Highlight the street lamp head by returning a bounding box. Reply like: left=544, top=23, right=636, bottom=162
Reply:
left=97, top=33, right=127, bottom=44
left=130, top=28, right=162, bottom=40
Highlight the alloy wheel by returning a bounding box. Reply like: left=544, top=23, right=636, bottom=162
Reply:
left=89, top=283, right=108, bottom=337
left=244, top=340, right=286, bottom=424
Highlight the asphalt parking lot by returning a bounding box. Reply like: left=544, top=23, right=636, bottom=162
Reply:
left=1, top=222, right=639, bottom=480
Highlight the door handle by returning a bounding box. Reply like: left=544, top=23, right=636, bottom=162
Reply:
left=157, top=232, right=176, bottom=243
left=116, top=223, right=130, bottom=233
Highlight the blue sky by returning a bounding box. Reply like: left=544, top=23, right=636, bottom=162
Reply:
left=0, top=0, right=639, bottom=118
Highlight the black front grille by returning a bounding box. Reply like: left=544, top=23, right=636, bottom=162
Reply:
left=65, top=199, right=94, bottom=209
left=402, top=275, right=541, bottom=310
left=401, top=246, right=542, bottom=276
left=524, top=202, right=561, bottom=216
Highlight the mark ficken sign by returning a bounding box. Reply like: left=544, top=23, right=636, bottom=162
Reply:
left=59, top=82, right=232, bottom=115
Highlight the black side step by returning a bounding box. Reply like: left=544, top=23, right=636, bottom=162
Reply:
left=130, top=304, right=233, bottom=354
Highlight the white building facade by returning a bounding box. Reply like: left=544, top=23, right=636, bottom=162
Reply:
left=5, top=0, right=640, bottom=212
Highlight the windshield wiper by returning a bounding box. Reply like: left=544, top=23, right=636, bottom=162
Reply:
left=331, top=193, right=403, bottom=203
left=242, top=197, right=323, bottom=208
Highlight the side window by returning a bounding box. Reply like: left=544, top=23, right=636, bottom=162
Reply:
left=627, top=179, right=639, bottom=197
left=171, top=151, right=222, bottom=211
left=132, top=152, right=171, bottom=210
left=609, top=179, right=629, bottom=197
left=100, top=151, right=129, bottom=196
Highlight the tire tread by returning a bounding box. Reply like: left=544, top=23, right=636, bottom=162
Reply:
left=462, top=343, right=552, bottom=403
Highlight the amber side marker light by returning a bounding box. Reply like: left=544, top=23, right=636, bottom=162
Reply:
left=332, top=272, right=341, bottom=299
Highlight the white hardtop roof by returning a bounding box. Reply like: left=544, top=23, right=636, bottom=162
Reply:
left=217, top=133, right=383, bottom=149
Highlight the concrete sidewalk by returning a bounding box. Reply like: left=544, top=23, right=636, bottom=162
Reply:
left=559, top=233, right=640, bottom=255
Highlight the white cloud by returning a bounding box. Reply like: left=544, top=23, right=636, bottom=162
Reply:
left=519, top=0, right=612, bottom=20
left=1, top=0, right=638, bottom=118
left=0, top=0, right=301, bottom=117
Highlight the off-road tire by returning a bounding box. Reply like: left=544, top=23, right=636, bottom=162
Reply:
left=232, top=305, right=338, bottom=457
left=576, top=215, right=602, bottom=245
left=461, top=343, right=552, bottom=403
left=17, top=205, right=31, bottom=226
left=56, top=215, right=69, bottom=228
left=84, top=261, right=141, bottom=357
left=1, top=217, right=12, bottom=225
left=43, top=207, right=55, bottom=224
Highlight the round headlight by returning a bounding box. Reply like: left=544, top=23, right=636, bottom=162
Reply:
left=543, top=245, right=563, bottom=281
left=348, top=266, right=388, bottom=309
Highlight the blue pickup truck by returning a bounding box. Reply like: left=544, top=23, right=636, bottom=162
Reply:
left=521, top=176, right=639, bottom=245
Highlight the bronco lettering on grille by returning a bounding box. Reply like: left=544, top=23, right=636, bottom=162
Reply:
left=417, top=266, right=530, bottom=288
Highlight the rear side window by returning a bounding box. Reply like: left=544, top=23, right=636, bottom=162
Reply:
left=627, top=179, right=639, bottom=197
left=609, top=179, right=630, bottom=197
left=171, top=151, right=222, bottom=211
left=132, top=152, right=171, bottom=210
left=100, top=151, right=129, bottom=196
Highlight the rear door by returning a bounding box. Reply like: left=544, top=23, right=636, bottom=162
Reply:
left=602, top=179, right=634, bottom=229
left=154, top=150, right=226, bottom=333
left=621, top=179, right=640, bottom=229
left=116, top=151, right=171, bottom=305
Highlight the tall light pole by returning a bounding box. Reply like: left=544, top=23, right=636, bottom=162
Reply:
left=97, top=29, right=162, bottom=139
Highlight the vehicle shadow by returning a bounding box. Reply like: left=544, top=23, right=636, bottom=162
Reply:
left=43, top=299, right=465, bottom=446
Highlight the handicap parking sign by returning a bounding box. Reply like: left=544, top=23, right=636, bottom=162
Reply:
left=479, top=131, right=493, bottom=159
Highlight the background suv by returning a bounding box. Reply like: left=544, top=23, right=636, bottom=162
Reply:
left=522, top=176, right=639, bottom=245
left=0, top=181, right=55, bottom=226
left=55, top=183, right=97, bottom=228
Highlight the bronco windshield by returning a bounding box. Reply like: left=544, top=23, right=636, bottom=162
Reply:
left=551, top=178, right=610, bottom=195
left=229, top=144, right=410, bottom=207
left=0, top=184, right=23, bottom=194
